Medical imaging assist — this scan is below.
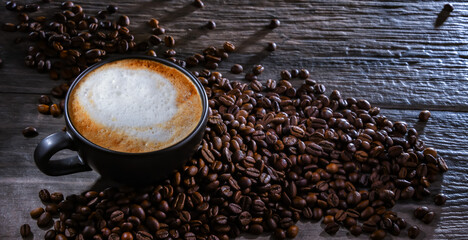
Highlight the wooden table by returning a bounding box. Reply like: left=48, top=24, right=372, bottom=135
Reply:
left=1, top=0, right=467, bottom=239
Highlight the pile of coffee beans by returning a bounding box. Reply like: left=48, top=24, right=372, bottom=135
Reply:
left=25, top=66, right=448, bottom=239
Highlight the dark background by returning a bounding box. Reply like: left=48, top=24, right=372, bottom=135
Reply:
left=1, top=0, right=467, bottom=239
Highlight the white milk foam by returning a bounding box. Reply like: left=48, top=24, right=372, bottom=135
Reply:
left=75, top=66, right=177, bottom=143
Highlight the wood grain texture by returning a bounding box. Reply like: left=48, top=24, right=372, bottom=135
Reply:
left=1, top=0, right=467, bottom=239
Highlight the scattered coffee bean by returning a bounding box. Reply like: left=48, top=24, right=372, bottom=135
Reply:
left=269, top=19, right=281, bottom=29
left=22, top=127, right=38, bottom=138
left=414, top=206, right=429, bottom=219
left=266, top=42, right=277, bottom=51
left=408, top=225, right=420, bottom=239
left=146, top=49, right=158, bottom=57
left=149, top=18, right=159, bottom=27
left=206, top=20, right=216, bottom=30
left=118, top=15, right=130, bottom=26
left=37, top=211, right=52, bottom=228
left=252, top=65, right=265, bottom=75
left=30, top=207, right=45, bottom=219
left=0, top=58, right=3, bottom=67
left=38, top=189, right=51, bottom=202
left=37, top=104, right=50, bottom=114
left=106, top=5, right=118, bottom=14
left=50, top=104, right=61, bottom=117
left=152, top=27, right=165, bottom=35
left=434, top=193, right=447, bottom=205
left=194, top=0, right=204, bottom=8
left=325, top=222, right=340, bottom=235
left=422, top=211, right=435, bottom=224
left=280, top=70, right=291, bottom=80
left=370, top=229, right=386, bottom=240
left=20, top=224, right=31, bottom=237
left=223, top=41, right=236, bottom=53
left=419, top=110, right=431, bottom=122
left=164, top=36, right=176, bottom=47
left=231, top=64, right=243, bottom=74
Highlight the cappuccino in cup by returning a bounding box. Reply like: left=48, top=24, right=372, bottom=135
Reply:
left=68, top=59, right=203, bottom=153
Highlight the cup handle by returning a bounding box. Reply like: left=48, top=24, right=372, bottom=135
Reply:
left=34, top=131, right=92, bottom=176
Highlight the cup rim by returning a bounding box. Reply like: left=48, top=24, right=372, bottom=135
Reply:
left=64, top=55, right=209, bottom=156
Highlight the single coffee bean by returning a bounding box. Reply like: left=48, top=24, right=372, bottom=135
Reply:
left=422, top=211, right=435, bottom=224
left=106, top=5, right=118, bottom=14
left=252, top=65, right=264, bottom=75
left=370, top=229, right=386, bottom=240
left=267, top=42, right=277, bottom=51
left=408, top=225, right=420, bottom=239
left=194, top=0, right=204, bottom=8
left=206, top=20, right=216, bottom=30
left=164, top=36, right=175, bottom=47
left=231, top=64, right=243, bottom=74
left=152, top=27, right=165, bottom=35
left=434, top=193, right=447, bottom=205
left=349, top=224, right=362, bottom=236
left=223, top=41, right=236, bottom=53
left=39, top=189, right=51, bottom=202
left=149, top=18, right=159, bottom=28
left=280, top=70, right=291, bottom=80
left=414, top=206, right=429, bottom=219
left=325, top=222, right=339, bottom=235
left=22, top=127, right=38, bottom=138
left=37, top=212, right=52, bottom=227
left=30, top=207, right=45, bottom=219
left=419, top=110, right=431, bottom=122
left=20, top=224, right=31, bottom=237
left=286, top=225, right=299, bottom=238
left=50, top=104, right=62, bottom=117
left=118, top=15, right=130, bottom=26
left=269, top=19, right=281, bottom=29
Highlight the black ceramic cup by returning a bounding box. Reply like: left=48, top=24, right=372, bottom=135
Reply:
left=34, top=55, right=209, bottom=184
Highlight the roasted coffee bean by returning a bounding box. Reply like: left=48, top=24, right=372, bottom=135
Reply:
left=118, top=15, right=130, bottom=26
left=50, top=104, right=61, bottom=117
left=231, top=64, right=243, bottom=74
left=22, top=126, right=38, bottom=138
left=152, top=27, right=165, bottom=35
left=267, top=42, right=277, bottom=51
left=280, top=70, right=291, bottom=80
left=39, top=189, right=51, bottom=202
left=164, top=36, right=175, bottom=47
left=107, top=5, right=118, bottom=14
left=325, top=222, right=339, bottom=235
left=350, top=224, right=362, bottom=236
left=37, top=212, right=52, bottom=227
left=408, top=225, right=420, bottom=239
left=434, top=193, right=447, bottom=205
left=20, top=224, right=31, bottom=237
left=223, top=41, right=236, bottom=53
left=206, top=20, right=216, bottom=29
left=30, top=207, right=45, bottom=219
left=419, top=110, right=431, bottom=122
left=422, top=211, right=435, bottom=224
left=414, top=206, right=429, bottom=219
left=252, top=65, right=264, bottom=75
left=269, top=19, right=281, bottom=29
left=194, top=0, right=204, bottom=8
left=369, top=229, right=386, bottom=240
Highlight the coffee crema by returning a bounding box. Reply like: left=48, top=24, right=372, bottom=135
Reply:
left=68, top=59, right=203, bottom=153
